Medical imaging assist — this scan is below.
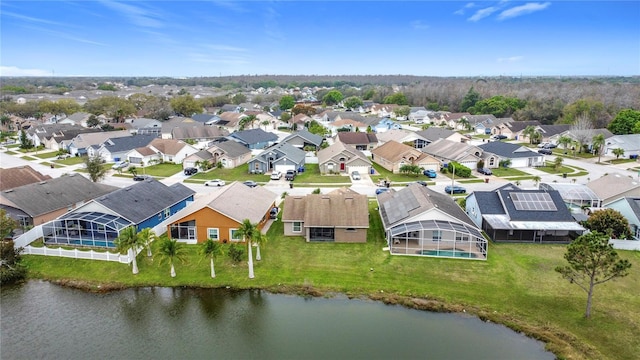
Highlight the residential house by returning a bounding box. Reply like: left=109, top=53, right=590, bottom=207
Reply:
left=372, top=118, right=402, bottom=133
left=282, top=188, right=369, bottom=243
left=317, top=141, right=372, bottom=175
left=247, top=142, right=306, bottom=174
left=165, top=182, right=276, bottom=244
left=191, top=113, right=222, bottom=126
left=40, top=179, right=195, bottom=248
left=377, top=184, right=486, bottom=259
left=68, top=130, right=131, bottom=156
left=228, top=128, right=278, bottom=150
left=416, top=127, right=470, bottom=145
left=408, top=107, right=430, bottom=123
left=539, top=183, right=602, bottom=212
left=549, top=128, right=614, bottom=152
left=127, top=138, right=199, bottom=166
left=183, top=140, right=252, bottom=169
left=217, top=112, right=248, bottom=132
left=535, top=124, right=571, bottom=144
left=125, top=117, right=164, bottom=136
left=465, top=183, right=585, bottom=243
left=430, top=112, right=471, bottom=129
left=493, top=120, right=541, bottom=140
left=463, top=114, right=499, bottom=134
left=57, top=112, right=92, bottom=127
left=369, top=104, right=398, bottom=118
left=219, top=104, right=242, bottom=113
left=604, top=197, right=640, bottom=240
left=26, top=123, right=94, bottom=150
left=90, top=134, right=158, bottom=163
left=290, top=113, right=312, bottom=130
left=0, top=165, right=52, bottom=191
left=1, top=174, right=116, bottom=231
left=372, top=140, right=440, bottom=173
left=280, top=129, right=324, bottom=150
left=478, top=141, right=544, bottom=168
left=602, top=134, right=640, bottom=158
left=328, top=118, right=369, bottom=135
left=375, top=129, right=429, bottom=149
left=586, top=173, right=640, bottom=204
left=422, top=139, right=483, bottom=170
left=335, top=132, right=378, bottom=151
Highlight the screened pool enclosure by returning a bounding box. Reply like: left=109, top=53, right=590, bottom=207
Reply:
left=41, top=212, right=133, bottom=248
left=387, top=219, right=487, bottom=260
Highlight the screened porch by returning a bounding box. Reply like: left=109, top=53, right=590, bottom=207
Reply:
left=41, top=212, right=132, bottom=248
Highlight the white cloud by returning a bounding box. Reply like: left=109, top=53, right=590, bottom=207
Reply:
left=411, top=20, right=429, bottom=30
left=498, top=2, right=551, bottom=20
left=497, top=56, right=524, bottom=63
left=204, top=45, right=248, bottom=52
left=99, top=0, right=163, bottom=28
left=454, top=3, right=475, bottom=16
left=2, top=11, right=66, bottom=26
left=468, top=6, right=500, bottom=22
left=0, top=66, right=52, bottom=76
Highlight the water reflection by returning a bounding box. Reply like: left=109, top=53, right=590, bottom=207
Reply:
left=1, top=282, right=554, bottom=360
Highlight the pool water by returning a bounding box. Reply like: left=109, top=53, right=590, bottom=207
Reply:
left=421, top=249, right=477, bottom=258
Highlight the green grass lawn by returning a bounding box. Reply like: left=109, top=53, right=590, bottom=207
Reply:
left=32, top=151, right=58, bottom=159
left=189, top=164, right=271, bottom=183
left=371, top=162, right=439, bottom=183
left=55, top=156, right=85, bottom=165
left=135, top=163, right=183, bottom=177
left=491, top=167, right=529, bottom=177
left=22, top=202, right=640, bottom=359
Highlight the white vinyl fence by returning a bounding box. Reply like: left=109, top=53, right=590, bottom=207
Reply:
left=22, top=245, right=133, bottom=263
left=609, top=239, right=640, bottom=251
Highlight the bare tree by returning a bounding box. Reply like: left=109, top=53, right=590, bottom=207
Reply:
left=570, top=115, right=594, bottom=153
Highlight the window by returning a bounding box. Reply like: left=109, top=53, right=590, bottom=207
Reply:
left=489, top=157, right=495, bottom=166
left=310, top=227, right=335, bottom=241
left=230, top=229, right=241, bottom=242
left=293, top=222, right=301, bottom=232
left=207, top=228, right=219, bottom=241
left=456, top=233, right=469, bottom=242
left=432, top=230, right=442, bottom=241
left=164, top=208, right=171, bottom=218
left=345, top=228, right=356, bottom=232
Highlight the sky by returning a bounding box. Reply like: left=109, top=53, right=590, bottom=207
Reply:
left=1, top=1, right=639, bottom=77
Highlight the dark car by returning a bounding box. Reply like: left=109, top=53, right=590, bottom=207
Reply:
left=444, top=185, right=466, bottom=194
left=243, top=180, right=258, bottom=188
left=477, top=168, right=493, bottom=175
left=423, top=169, right=437, bottom=178
left=184, top=167, right=198, bottom=175
left=285, top=169, right=297, bottom=181
left=133, top=175, right=153, bottom=181
left=375, top=187, right=390, bottom=195
left=269, top=207, right=279, bottom=219
left=492, top=134, right=508, bottom=140
left=538, top=148, right=553, bottom=155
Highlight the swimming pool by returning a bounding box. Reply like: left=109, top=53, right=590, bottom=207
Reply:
left=421, top=249, right=477, bottom=258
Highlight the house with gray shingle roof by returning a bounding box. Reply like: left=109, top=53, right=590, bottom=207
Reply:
left=39, top=179, right=195, bottom=248
left=478, top=141, right=544, bottom=168
left=378, top=184, right=486, bottom=259
left=602, top=134, right=640, bottom=158
left=587, top=173, right=640, bottom=204
left=191, top=114, right=222, bottom=125
left=68, top=130, right=131, bottom=156
left=317, top=141, right=372, bottom=175
left=463, top=114, right=500, bottom=134
left=126, top=138, right=199, bottom=166
left=282, top=188, right=369, bottom=243
left=493, top=120, right=541, bottom=140
left=372, top=140, right=440, bottom=173
left=336, top=132, right=378, bottom=151
left=90, top=134, right=158, bottom=162
left=125, top=117, right=164, bottom=136
left=184, top=139, right=252, bottom=169
left=465, top=183, right=585, bottom=243
left=604, top=197, right=640, bottom=240
left=247, top=142, right=306, bottom=174
left=422, top=139, right=483, bottom=170
left=228, top=128, right=278, bottom=150
left=281, top=129, right=324, bottom=150
left=416, top=127, right=470, bottom=144
left=165, top=181, right=276, bottom=244
left=0, top=174, right=116, bottom=231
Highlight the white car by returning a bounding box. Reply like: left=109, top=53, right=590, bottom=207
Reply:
left=112, top=161, right=128, bottom=170
left=351, top=171, right=361, bottom=180
left=270, top=171, right=282, bottom=180
left=204, top=179, right=226, bottom=187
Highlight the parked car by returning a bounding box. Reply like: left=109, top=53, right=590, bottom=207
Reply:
left=270, top=171, right=282, bottom=180
left=376, top=187, right=390, bottom=195
left=269, top=207, right=279, bottom=219
left=492, top=134, right=508, bottom=140
left=423, top=169, right=437, bottom=178
left=57, top=153, right=71, bottom=159
left=351, top=171, right=361, bottom=180
left=413, top=180, right=428, bottom=187
left=204, top=179, right=226, bottom=187
left=444, top=185, right=466, bottom=194
left=538, top=148, right=553, bottom=155
left=285, top=169, right=297, bottom=181
left=545, top=143, right=557, bottom=149
left=243, top=180, right=258, bottom=188
left=133, top=175, right=153, bottom=181
left=477, top=168, right=493, bottom=175
left=537, top=142, right=550, bottom=148
left=184, top=167, right=198, bottom=175
left=112, top=161, right=128, bottom=170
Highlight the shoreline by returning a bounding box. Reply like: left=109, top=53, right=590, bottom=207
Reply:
left=39, top=277, right=598, bottom=360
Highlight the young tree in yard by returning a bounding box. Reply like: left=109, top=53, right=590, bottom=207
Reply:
left=553, top=156, right=563, bottom=171
left=591, top=133, right=605, bottom=163
left=137, top=227, right=157, bottom=258
left=343, top=96, right=363, bottom=111
left=555, top=231, right=631, bottom=318
left=19, top=129, right=32, bottom=149
left=522, top=126, right=538, bottom=144
left=557, top=135, right=572, bottom=153
left=322, top=90, right=344, bottom=106
left=237, top=219, right=258, bottom=279
left=612, top=148, right=625, bottom=159
left=585, top=208, right=632, bottom=239
left=279, top=95, right=295, bottom=111
left=253, top=231, right=268, bottom=261
left=1, top=240, right=27, bottom=285
left=156, top=236, right=187, bottom=278
left=199, top=238, right=223, bottom=278
left=114, top=227, right=142, bottom=275
left=84, top=155, right=108, bottom=182
left=532, top=175, right=542, bottom=187
left=399, top=164, right=421, bottom=176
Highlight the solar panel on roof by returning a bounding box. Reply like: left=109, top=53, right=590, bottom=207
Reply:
left=510, top=192, right=557, bottom=211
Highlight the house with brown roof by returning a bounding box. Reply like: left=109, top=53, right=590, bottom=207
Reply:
left=165, top=182, right=276, bottom=244
left=493, top=120, right=542, bottom=140
left=375, top=129, right=429, bottom=149
left=328, top=119, right=368, bottom=134
left=317, top=141, right=372, bottom=175
left=335, top=132, right=378, bottom=151
left=369, top=104, right=399, bottom=118
left=68, top=130, right=131, bottom=156
left=371, top=140, right=440, bottom=173
left=183, top=140, right=252, bottom=169
left=422, top=139, right=483, bottom=170
left=217, top=111, right=249, bottom=132
left=416, top=127, right=470, bottom=144
left=0, top=166, right=52, bottom=191
left=281, top=188, right=369, bottom=243
left=587, top=173, right=640, bottom=205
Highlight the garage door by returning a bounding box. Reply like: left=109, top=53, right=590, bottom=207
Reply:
left=347, top=165, right=370, bottom=175
left=275, top=164, right=296, bottom=173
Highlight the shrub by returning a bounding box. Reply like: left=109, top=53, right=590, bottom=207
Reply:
left=227, top=244, right=244, bottom=263
left=445, top=161, right=471, bottom=178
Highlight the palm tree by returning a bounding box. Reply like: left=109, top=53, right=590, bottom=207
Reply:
left=553, top=156, right=564, bottom=171
left=612, top=148, right=625, bottom=159
left=522, top=126, right=538, bottom=144
left=236, top=219, right=258, bottom=279
left=591, top=133, right=605, bottom=163
left=199, top=238, right=223, bottom=278
left=114, top=226, right=142, bottom=275
left=457, top=118, right=470, bottom=131
left=254, top=231, right=267, bottom=261
left=530, top=131, right=543, bottom=145
left=557, top=135, right=572, bottom=153
left=137, top=227, right=157, bottom=258
left=532, top=175, right=542, bottom=188
left=156, top=237, right=187, bottom=277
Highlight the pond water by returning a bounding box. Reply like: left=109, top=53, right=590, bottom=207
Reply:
left=1, top=281, right=554, bottom=360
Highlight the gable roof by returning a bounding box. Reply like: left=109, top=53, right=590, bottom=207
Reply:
left=587, top=173, right=640, bottom=201
left=605, top=134, right=640, bottom=150
left=317, top=141, right=371, bottom=165
left=415, top=127, right=456, bottom=142
left=0, top=165, right=52, bottom=191
left=422, top=138, right=482, bottom=161
left=538, top=124, right=571, bottom=137
left=147, top=138, right=192, bottom=155
left=371, top=140, right=422, bottom=163
left=93, top=179, right=194, bottom=224
left=171, top=125, right=228, bottom=140
left=502, top=120, right=542, bottom=132
left=101, top=134, right=158, bottom=153
left=478, top=141, right=539, bottom=158
left=282, top=191, right=368, bottom=228
left=71, top=130, right=131, bottom=149
left=281, top=129, right=324, bottom=146
left=0, top=174, right=116, bottom=217
left=336, top=132, right=378, bottom=144
left=210, top=139, right=251, bottom=158
left=191, top=114, right=221, bottom=123
left=229, top=128, right=278, bottom=145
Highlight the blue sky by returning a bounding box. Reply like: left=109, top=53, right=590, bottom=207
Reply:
left=1, top=1, right=638, bottom=77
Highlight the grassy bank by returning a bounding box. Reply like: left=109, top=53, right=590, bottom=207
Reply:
left=21, top=206, right=639, bottom=360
